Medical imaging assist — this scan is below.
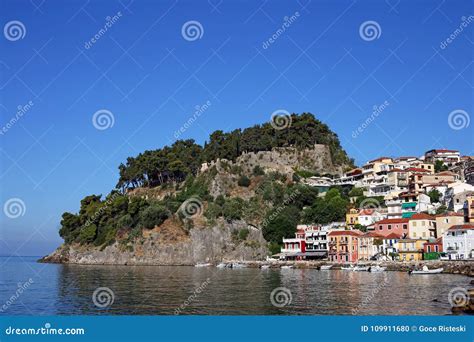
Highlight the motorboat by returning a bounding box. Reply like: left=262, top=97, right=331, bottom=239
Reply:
left=353, top=265, right=370, bottom=272
left=370, top=265, right=386, bottom=272
left=195, top=263, right=212, bottom=268
left=216, top=263, right=227, bottom=268
left=260, top=265, right=271, bottom=269
left=320, top=265, right=333, bottom=270
left=410, top=266, right=443, bottom=275
left=341, top=265, right=354, bottom=270
left=281, top=265, right=294, bottom=269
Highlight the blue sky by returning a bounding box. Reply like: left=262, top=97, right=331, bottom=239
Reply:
left=0, top=0, right=473, bottom=255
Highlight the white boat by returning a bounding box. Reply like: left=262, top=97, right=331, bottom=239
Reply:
left=281, top=265, right=294, bottom=269
left=231, top=263, right=246, bottom=269
left=195, top=263, right=212, bottom=268
left=320, top=265, right=333, bottom=270
left=216, top=263, right=227, bottom=268
left=410, top=266, right=443, bottom=275
left=370, top=266, right=386, bottom=272
left=341, top=265, right=354, bottom=270
left=260, top=265, right=271, bottom=269
left=353, top=266, right=370, bottom=272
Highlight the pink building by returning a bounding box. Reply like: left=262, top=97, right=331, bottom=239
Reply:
left=374, top=218, right=409, bottom=237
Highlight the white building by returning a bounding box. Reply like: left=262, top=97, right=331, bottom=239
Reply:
left=444, top=182, right=474, bottom=212
left=358, top=209, right=387, bottom=226
left=443, top=224, right=474, bottom=260
left=425, top=149, right=461, bottom=166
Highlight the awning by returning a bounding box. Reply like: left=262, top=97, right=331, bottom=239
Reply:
left=401, top=202, right=417, bottom=209
left=402, top=212, right=416, bottom=218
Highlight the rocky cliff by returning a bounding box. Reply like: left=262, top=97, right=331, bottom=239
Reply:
left=41, top=219, right=268, bottom=265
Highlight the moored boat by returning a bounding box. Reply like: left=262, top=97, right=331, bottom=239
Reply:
left=410, top=266, right=443, bottom=275
left=320, top=265, right=333, bottom=270
left=353, top=266, right=370, bottom=272
left=195, top=263, right=212, bottom=268
left=341, top=265, right=354, bottom=270
left=281, top=265, right=294, bottom=269
left=370, top=266, right=386, bottom=272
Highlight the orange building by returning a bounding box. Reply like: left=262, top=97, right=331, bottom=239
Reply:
left=328, top=230, right=363, bottom=263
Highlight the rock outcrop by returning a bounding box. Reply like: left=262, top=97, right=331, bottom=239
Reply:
left=40, top=220, right=268, bottom=266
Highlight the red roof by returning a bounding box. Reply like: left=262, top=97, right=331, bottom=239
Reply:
left=328, top=230, right=363, bottom=237
left=448, top=224, right=474, bottom=231
left=369, top=157, right=392, bottom=163
left=384, top=233, right=403, bottom=239
left=410, top=213, right=435, bottom=220
left=364, top=232, right=384, bottom=238
left=406, top=167, right=431, bottom=173
left=376, top=218, right=409, bottom=225
left=388, top=168, right=406, bottom=173
left=435, top=212, right=463, bottom=217
left=429, top=149, right=459, bottom=153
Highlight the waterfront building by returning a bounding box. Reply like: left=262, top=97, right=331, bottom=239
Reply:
left=397, top=239, right=428, bottom=261
left=442, top=224, right=474, bottom=260
left=423, top=238, right=443, bottom=260
left=380, top=233, right=403, bottom=258
left=374, top=218, right=409, bottom=237
left=408, top=213, right=436, bottom=239
left=424, top=149, right=461, bottom=166
left=328, top=230, right=363, bottom=263
left=358, top=232, right=383, bottom=260
left=435, top=212, right=465, bottom=238
left=281, top=225, right=328, bottom=260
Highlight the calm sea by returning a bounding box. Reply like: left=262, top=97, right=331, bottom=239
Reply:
left=0, top=256, right=469, bottom=315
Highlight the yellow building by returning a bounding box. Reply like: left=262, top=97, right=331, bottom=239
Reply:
left=397, top=239, right=427, bottom=261
left=346, top=208, right=359, bottom=227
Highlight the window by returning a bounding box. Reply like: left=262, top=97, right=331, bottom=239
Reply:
left=413, top=222, right=417, bottom=227
left=388, top=225, right=392, bottom=230
left=413, top=232, right=417, bottom=237
left=422, top=232, right=426, bottom=237
left=422, top=221, right=425, bottom=226
left=379, top=225, right=382, bottom=230
left=403, top=224, right=407, bottom=230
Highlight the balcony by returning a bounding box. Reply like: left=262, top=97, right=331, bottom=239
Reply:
left=281, top=248, right=301, bottom=253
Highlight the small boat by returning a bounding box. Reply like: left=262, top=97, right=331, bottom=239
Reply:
left=353, top=266, right=370, bottom=272
left=195, top=263, right=212, bottom=268
left=370, top=266, right=386, bottom=272
left=410, top=266, right=443, bottom=275
left=260, top=265, right=271, bottom=269
left=216, top=263, right=227, bottom=269
left=341, top=265, right=354, bottom=270
left=231, top=263, right=246, bottom=269
left=320, top=265, right=333, bottom=270
left=281, top=265, right=294, bottom=269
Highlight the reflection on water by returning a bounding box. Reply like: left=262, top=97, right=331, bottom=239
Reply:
left=0, top=257, right=469, bottom=315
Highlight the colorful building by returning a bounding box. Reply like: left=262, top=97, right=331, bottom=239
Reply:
left=435, top=212, right=465, bottom=238
left=358, top=232, right=383, bottom=261
left=397, top=239, right=428, bottom=261
left=346, top=208, right=359, bottom=227
left=374, top=218, right=409, bottom=237
left=443, top=224, right=474, bottom=260
left=408, top=213, right=436, bottom=239
left=328, top=230, right=363, bottom=263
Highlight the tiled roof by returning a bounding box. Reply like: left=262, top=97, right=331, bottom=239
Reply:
left=410, top=213, right=435, bottom=220
left=384, top=233, right=403, bottom=239
left=376, top=218, right=409, bottom=225
left=435, top=212, right=463, bottom=217
left=406, top=167, right=431, bottom=173
left=448, top=224, right=474, bottom=231
left=328, top=230, right=363, bottom=237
